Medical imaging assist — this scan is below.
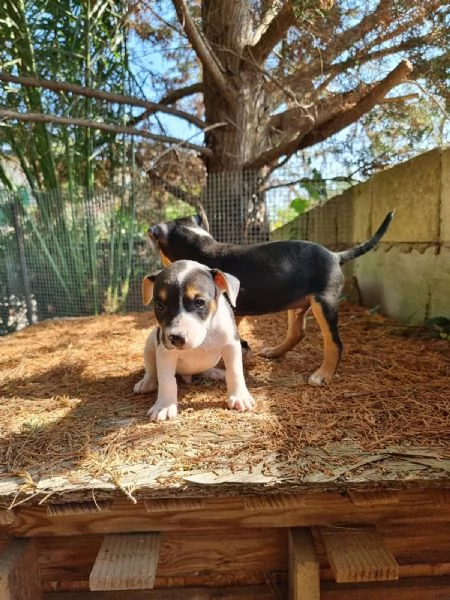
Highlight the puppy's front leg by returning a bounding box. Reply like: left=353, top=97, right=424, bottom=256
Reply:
left=134, top=329, right=158, bottom=394
left=221, top=341, right=255, bottom=412
left=147, top=348, right=179, bottom=421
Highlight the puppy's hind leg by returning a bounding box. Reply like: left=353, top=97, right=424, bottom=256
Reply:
left=308, top=296, right=342, bottom=385
left=260, top=307, right=308, bottom=358
left=235, top=315, right=252, bottom=356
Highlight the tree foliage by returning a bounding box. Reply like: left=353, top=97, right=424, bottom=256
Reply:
left=128, top=0, right=450, bottom=179
left=1, top=0, right=450, bottom=201
left=0, top=0, right=130, bottom=196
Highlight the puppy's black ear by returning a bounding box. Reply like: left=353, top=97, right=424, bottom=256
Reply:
left=211, top=269, right=240, bottom=307
left=148, top=223, right=168, bottom=240
left=146, top=230, right=158, bottom=254
left=194, top=207, right=210, bottom=233
left=142, top=271, right=161, bottom=305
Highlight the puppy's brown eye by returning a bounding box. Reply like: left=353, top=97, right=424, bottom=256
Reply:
left=194, top=298, right=205, bottom=308
left=153, top=300, right=164, bottom=312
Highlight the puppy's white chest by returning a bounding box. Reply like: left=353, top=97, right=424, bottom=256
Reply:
left=176, top=346, right=222, bottom=375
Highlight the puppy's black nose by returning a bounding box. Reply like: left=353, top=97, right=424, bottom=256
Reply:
left=168, top=333, right=186, bottom=348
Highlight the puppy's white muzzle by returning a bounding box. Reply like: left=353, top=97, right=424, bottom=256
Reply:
left=162, top=313, right=210, bottom=350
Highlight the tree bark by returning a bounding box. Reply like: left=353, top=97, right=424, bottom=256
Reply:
left=201, top=0, right=271, bottom=242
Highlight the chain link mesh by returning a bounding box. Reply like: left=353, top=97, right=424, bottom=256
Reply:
left=0, top=172, right=346, bottom=334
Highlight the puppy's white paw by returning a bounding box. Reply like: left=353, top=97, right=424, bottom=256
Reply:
left=199, top=367, right=225, bottom=381
left=134, top=376, right=157, bottom=394
left=227, top=391, right=255, bottom=412
left=147, top=400, right=178, bottom=421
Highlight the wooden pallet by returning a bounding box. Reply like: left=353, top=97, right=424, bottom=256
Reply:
left=0, top=487, right=448, bottom=599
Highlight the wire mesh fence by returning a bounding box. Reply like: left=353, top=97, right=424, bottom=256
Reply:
left=0, top=170, right=349, bottom=334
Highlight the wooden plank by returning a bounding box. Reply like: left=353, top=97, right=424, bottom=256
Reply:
left=320, top=526, right=399, bottom=583
left=144, top=498, right=205, bottom=512
left=47, top=501, right=112, bottom=517
left=43, top=584, right=288, bottom=599
left=0, top=539, right=42, bottom=600
left=244, top=494, right=305, bottom=510
left=39, top=528, right=288, bottom=590
left=42, top=576, right=450, bottom=599
left=9, top=487, right=450, bottom=537
left=427, top=488, right=450, bottom=504
left=288, top=528, right=320, bottom=600
left=348, top=490, right=399, bottom=506
left=89, top=533, right=160, bottom=591
left=320, top=576, right=450, bottom=599
left=0, top=510, right=15, bottom=525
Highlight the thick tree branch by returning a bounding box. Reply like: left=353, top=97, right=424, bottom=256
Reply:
left=171, top=0, right=233, bottom=103
left=312, top=35, right=431, bottom=96
left=269, top=82, right=378, bottom=135
left=269, top=72, right=417, bottom=136
left=249, top=2, right=295, bottom=65
left=130, top=83, right=204, bottom=127
left=0, top=71, right=205, bottom=129
left=281, top=1, right=441, bottom=99
left=160, top=82, right=204, bottom=105
left=322, top=25, right=440, bottom=92
left=299, top=60, right=413, bottom=148
left=246, top=59, right=413, bottom=170
left=0, top=109, right=212, bottom=156
left=251, top=1, right=283, bottom=46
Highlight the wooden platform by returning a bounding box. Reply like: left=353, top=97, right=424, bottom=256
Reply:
left=0, top=486, right=449, bottom=598
left=1, top=308, right=449, bottom=597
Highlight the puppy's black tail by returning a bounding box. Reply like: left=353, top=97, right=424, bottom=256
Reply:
left=337, top=210, right=395, bottom=265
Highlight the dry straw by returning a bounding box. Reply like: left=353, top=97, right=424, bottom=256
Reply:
left=0, top=303, right=448, bottom=504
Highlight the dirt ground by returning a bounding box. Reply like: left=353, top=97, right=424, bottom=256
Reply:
left=0, top=302, right=449, bottom=503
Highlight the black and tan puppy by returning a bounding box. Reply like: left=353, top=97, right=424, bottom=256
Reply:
left=134, top=259, right=254, bottom=420
left=147, top=211, right=394, bottom=386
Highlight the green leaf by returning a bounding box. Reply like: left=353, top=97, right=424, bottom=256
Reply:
left=290, top=197, right=310, bottom=214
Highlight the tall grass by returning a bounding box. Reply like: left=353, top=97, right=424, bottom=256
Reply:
left=0, top=184, right=184, bottom=332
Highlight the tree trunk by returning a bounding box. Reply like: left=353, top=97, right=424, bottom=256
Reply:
left=202, top=0, right=271, bottom=243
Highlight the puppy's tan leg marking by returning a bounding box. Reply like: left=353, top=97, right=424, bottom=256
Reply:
left=308, top=297, right=341, bottom=386
left=259, top=308, right=308, bottom=358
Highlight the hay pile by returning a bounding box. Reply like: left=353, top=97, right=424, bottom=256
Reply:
left=0, top=303, right=448, bottom=504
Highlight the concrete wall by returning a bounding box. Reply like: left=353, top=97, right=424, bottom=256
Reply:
left=273, top=148, right=450, bottom=324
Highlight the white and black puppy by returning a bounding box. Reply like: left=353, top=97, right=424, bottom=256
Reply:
left=134, top=259, right=254, bottom=421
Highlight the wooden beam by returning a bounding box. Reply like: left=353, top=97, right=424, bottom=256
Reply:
left=8, top=488, right=450, bottom=538
left=427, top=488, right=450, bottom=504
left=320, top=527, right=399, bottom=583
left=0, top=510, right=15, bottom=525
left=0, top=539, right=42, bottom=600
left=43, top=585, right=288, bottom=599
left=41, top=576, right=450, bottom=599
left=288, top=528, right=320, bottom=599
left=244, top=494, right=305, bottom=510
left=38, top=527, right=288, bottom=590
left=347, top=490, right=399, bottom=506
left=47, top=501, right=112, bottom=517
left=89, top=533, right=160, bottom=591
left=144, top=498, right=205, bottom=512
left=320, top=576, right=450, bottom=599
